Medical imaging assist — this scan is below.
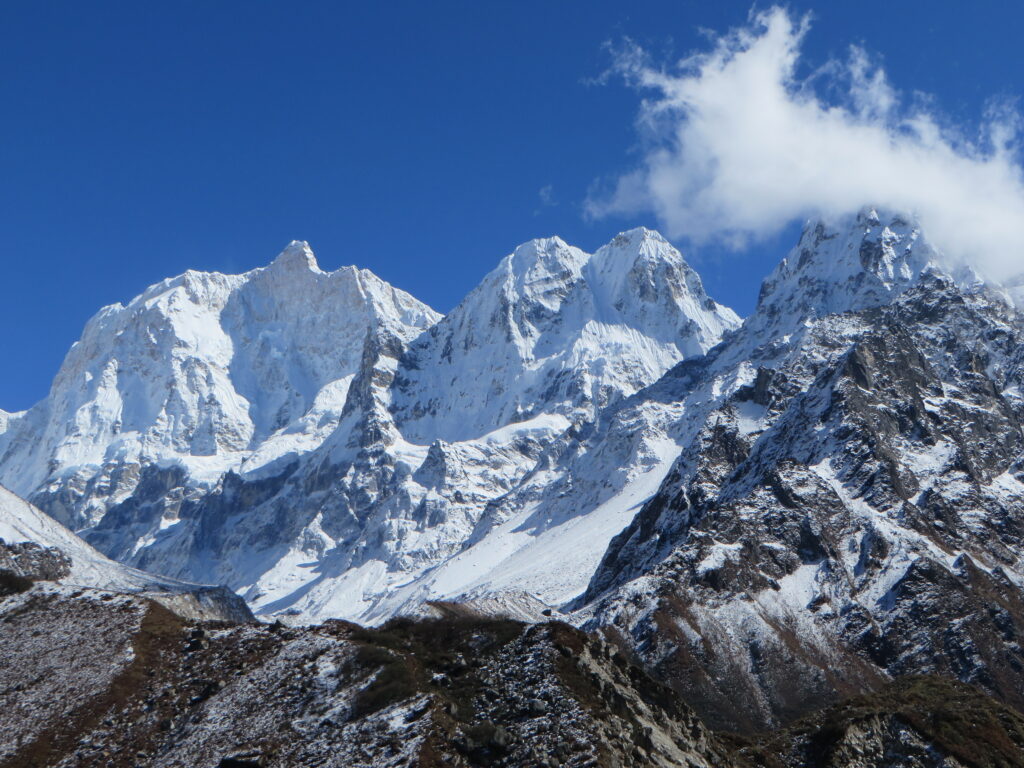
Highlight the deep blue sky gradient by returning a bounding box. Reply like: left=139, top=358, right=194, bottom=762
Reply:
left=1, top=1, right=1020, bottom=409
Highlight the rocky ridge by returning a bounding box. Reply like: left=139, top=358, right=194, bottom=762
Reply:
left=579, top=211, right=1024, bottom=730
left=6, top=584, right=1024, bottom=768
left=8, top=583, right=1024, bottom=767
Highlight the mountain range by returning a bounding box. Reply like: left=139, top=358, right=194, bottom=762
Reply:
left=0, top=226, right=739, bottom=625
left=4, top=206, right=1024, bottom=757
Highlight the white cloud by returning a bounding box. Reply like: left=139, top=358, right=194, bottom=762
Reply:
left=586, top=7, right=1024, bottom=280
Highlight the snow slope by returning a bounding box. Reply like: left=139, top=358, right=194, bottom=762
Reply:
left=0, top=483, right=252, bottom=621
left=0, top=483, right=156, bottom=590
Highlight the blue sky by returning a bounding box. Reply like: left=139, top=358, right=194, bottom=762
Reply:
left=1, top=1, right=1021, bottom=410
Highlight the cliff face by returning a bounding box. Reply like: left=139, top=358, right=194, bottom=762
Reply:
left=581, top=215, right=1024, bottom=730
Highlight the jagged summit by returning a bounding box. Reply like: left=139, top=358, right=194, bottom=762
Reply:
left=0, top=244, right=439, bottom=530
left=0, top=226, right=742, bottom=623
left=269, top=239, right=322, bottom=273
left=576, top=207, right=1024, bottom=729
left=506, top=234, right=579, bottom=269
left=391, top=227, right=739, bottom=442
left=741, top=208, right=949, bottom=342
left=599, top=225, right=668, bottom=250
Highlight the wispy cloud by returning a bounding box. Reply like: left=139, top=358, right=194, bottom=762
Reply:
left=586, top=7, right=1024, bottom=280
left=535, top=184, right=558, bottom=216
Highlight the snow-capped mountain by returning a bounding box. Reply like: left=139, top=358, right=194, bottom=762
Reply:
left=577, top=210, right=1024, bottom=729
left=0, top=229, right=738, bottom=625
left=6, top=207, right=1024, bottom=733
left=391, top=229, right=737, bottom=442
left=0, top=241, right=440, bottom=532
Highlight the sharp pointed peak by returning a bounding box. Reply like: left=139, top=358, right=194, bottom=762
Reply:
left=607, top=226, right=669, bottom=245
left=270, top=240, right=322, bottom=273
left=511, top=234, right=572, bottom=256
left=595, top=227, right=679, bottom=263
left=593, top=226, right=686, bottom=274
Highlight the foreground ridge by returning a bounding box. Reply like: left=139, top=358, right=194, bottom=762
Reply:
left=3, top=583, right=1022, bottom=767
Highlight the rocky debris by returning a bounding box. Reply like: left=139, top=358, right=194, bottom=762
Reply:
left=138, top=585, right=255, bottom=625
left=0, top=539, right=72, bottom=582
left=0, top=588, right=737, bottom=768
left=741, top=676, right=1024, bottom=768
left=0, top=538, right=72, bottom=596
left=0, top=587, right=147, bottom=766
left=4, top=587, right=1024, bottom=766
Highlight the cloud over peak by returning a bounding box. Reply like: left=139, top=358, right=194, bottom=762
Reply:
left=587, top=7, right=1024, bottom=280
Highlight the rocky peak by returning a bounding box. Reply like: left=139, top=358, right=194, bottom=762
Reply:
left=390, top=229, right=739, bottom=442
left=0, top=243, right=439, bottom=530
left=268, top=239, right=322, bottom=274
left=590, top=226, right=695, bottom=280
left=748, top=208, right=945, bottom=341
left=588, top=226, right=739, bottom=354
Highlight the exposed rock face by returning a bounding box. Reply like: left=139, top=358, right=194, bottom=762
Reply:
left=580, top=214, right=1024, bottom=730
left=0, top=539, right=72, bottom=583
left=746, top=676, right=1024, bottom=768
